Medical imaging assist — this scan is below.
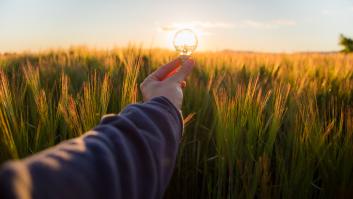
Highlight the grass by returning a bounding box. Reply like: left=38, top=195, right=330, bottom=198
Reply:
left=0, top=47, right=353, bottom=198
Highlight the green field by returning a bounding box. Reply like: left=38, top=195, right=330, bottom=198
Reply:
left=0, top=47, right=353, bottom=198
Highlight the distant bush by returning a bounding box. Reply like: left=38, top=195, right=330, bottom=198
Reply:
left=339, top=34, right=353, bottom=53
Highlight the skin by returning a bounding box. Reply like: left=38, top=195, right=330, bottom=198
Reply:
left=140, top=56, right=195, bottom=110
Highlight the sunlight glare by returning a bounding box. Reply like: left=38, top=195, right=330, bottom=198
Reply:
left=164, top=23, right=203, bottom=52
left=173, top=29, right=198, bottom=55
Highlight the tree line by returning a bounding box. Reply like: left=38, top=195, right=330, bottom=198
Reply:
left=339, top=34, right=353, bottom=53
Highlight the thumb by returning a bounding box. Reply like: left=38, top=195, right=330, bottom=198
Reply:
left=167, top=59, right=195, bottom=82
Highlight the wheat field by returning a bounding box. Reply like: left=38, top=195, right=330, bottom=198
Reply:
left=0, top=47, right=353, bottom=198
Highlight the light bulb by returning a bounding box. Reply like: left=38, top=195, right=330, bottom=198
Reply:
left=173, top=29, right=198, bottom=56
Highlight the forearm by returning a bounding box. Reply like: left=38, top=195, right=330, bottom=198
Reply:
left=0, top=96, right=183, bottom=199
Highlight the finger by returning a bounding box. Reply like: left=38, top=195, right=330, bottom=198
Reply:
left=168, top=59, right=195, bottom=82
left=149, top=55, right=189, bottom=81
left=180, top=81, right=187, bottom=89
left=163, top=69, right=178, bottom=80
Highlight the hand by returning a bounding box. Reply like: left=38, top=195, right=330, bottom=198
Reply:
left=140, top=56, right=195, bottom=110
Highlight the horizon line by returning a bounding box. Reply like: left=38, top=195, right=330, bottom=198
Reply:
left=0, top=45, right=342, bottom=55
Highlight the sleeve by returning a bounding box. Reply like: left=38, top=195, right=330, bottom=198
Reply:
left=0, top=96, right=183, bottom=199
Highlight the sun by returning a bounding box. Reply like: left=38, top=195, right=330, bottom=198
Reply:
left=173, top=29, right=198, bottom=55
left=165, top=23, right=203, bottom=52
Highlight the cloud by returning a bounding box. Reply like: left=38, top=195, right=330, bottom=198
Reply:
left=158, top=19, right=296, bottom=33
left=189, top=21, right=235, bottom=29
left=234, top=19, right=296, bottom=29
left=322, top=7, right=353, bottom=15
left=272, top=19, right=297, bottom=26
left=321, top=9, right=333, bottom=15
left=158, top=21, right=234, bottom=32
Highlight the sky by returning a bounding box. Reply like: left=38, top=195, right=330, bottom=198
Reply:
left=1, top=0, right=353, bottom=52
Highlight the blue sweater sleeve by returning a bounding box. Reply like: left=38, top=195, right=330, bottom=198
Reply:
left=0, top=96, right=183, bottom=199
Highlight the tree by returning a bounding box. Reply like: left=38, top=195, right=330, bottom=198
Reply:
left=339, top=34, right=353, bottom=53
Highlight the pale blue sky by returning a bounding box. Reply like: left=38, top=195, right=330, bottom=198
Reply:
left=1, top=0, right=353, bottom=52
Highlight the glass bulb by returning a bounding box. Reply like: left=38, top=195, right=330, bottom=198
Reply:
left=173, top=29, right=198, bottom=56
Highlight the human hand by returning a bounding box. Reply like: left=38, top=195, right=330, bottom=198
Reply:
left=140, top=56, right=195, bottom=110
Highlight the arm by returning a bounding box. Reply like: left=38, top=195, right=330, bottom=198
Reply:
left=0, top=97, right=182, bottom=199
left=0, top=56, right=195, bottom=199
